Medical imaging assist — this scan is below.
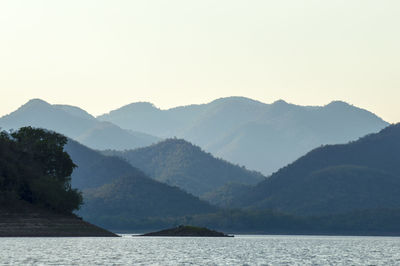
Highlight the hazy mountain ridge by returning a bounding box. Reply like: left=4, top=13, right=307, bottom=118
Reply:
left=1, top=97, right=387, bottom=176
left=0, top=99, right=160, bottom=150
left=65, top=139, right=217, bottom=228
left=98, top=96, right=388, bottom=175
left=221, top=123, right=400, bottom=216
left=103, top=138, right=265, bottom=197
left=54, top=104, right=96, bottom=121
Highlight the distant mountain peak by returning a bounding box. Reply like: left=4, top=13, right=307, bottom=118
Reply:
left=272, top=99, right=291, bottom=107
left=272, top=99, right=288, bottom=104
left=99, top=102, right=160, bottom=118
left=268, top=99, right=297, bottom=112
left=210, top=96, right=265, bottom=106
left=3, top=99, right=53, bottom=116
left=23, top=98, right=51, bottom=108
left=323, top=101, right=386, bottom=122
left=325, top=100, right=352, bottom=108
left=141, top=138, right=199, bottom=152
left=120, top=102, right=158, bottom=111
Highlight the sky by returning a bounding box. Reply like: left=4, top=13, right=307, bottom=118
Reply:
left=0, top=0, right=399, bottom=122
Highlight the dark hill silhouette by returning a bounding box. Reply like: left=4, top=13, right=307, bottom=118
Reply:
left=64, top=139, right=217, bottom=229
left=225, top=124, right=400, bottom=215
left=0, top=99, right=160, bottom=150
left=98, top=97, right=388, bottom=175
left=103, top=138, right=265, bottom=197
left=141, top=225, right=232, bottom=237
left=0, top=127, right=115, bottom=236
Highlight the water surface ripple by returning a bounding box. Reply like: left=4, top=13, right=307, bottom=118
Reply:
left=1, top=235, right=400, bottom=265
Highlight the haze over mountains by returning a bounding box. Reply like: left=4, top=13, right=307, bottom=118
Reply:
left=215, top=124, right=400, bottom=216
left=0, top=99, right=160, bottom=150
left=1, top=97, right=400, bottom=234
left=68, top=124, right=400, bottom=232
left=99, top=97, right=389, bottom=175
left=104, top=139, right=264, bottom=197
left=0, top=97, right=388, bottom=176
left=64, top=139, right=216, bottom=229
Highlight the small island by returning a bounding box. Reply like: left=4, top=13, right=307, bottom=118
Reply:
left=141, top=225, right=234, bottom=237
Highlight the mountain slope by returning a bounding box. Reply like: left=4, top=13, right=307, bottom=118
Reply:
left=0, top=99, right=97, bottom=138
left=81, top=175, right=217, bottom=229
left=0, top=99, right=159, bottom=150
left=104, top=139, right=265, bottom=197
left=64, top=139, right=217, bottom=229
left=227, top=124, right=400, bottom=215
left=75, top=122, right=160, bottom=151
left=98, top=97, right=388, bottom=175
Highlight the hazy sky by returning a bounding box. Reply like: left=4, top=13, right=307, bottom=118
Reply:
left=1, top=0, right=399, bottom=122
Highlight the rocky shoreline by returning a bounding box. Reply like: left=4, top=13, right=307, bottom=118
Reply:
left=0, top=202, right=117, bottom=237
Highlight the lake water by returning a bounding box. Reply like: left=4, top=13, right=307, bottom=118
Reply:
left=1, top=235, right=400, bottom=265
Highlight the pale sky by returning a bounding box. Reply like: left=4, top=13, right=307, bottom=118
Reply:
left=0, top=0, right=399, bottom=122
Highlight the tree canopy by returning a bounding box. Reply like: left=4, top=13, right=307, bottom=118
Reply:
left=0, top=127, right=82, bottom=213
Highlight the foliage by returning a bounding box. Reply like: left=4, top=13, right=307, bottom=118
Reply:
left=225, top=123, right=400, bottom=215
left=0, top=127, right=82, bottom=213
left=103, top=138, right=265, bottom=197
left=201, top=182, right=251, bottom=207
left=64, top=139, right=217, bottom=223
left=79, top=174, right=217, bottom=225
left=98, top=97, right=388, bottom=176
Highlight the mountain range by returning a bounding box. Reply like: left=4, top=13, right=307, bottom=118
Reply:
left=3, top=126, right=400, bottom=234
left=0, top=99, right=159, bottom=150
left=64, top=139, right=216, bottom=229
left=212, top=123, right=400, bottom=216
left=0, top=97, right=388, bottom=175
left=1, top=97, right=399, bottom=234
left=104, top=138, right=265, bottom=197
left=98, top=97, right=389, bottom=175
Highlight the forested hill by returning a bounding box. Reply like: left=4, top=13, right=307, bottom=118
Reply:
left=64, top=139, right=217, bottom=229
left=98, top=97, right=388, bottom=175
left=0, top=127, right=216, bottom=233
left=226, top=123, right=400, bottom=215
left=103, top=138, right=265, bottom=197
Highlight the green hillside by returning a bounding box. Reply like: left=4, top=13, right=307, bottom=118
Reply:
left=104, top=138, right=265, bottom=197
left=65, top=139, right=217, bottom=229
left=227, top=124, right=400, bottom=215
left=98, top=97, right=388, bottom=175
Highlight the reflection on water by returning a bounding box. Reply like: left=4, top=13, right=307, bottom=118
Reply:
left=1, top=235, right=400, bottom=265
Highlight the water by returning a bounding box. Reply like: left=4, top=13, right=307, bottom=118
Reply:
left=1, top=235, right=400, bottom=265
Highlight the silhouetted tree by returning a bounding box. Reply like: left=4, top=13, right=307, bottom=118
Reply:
left=0, top=127, right=82, bottom=213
